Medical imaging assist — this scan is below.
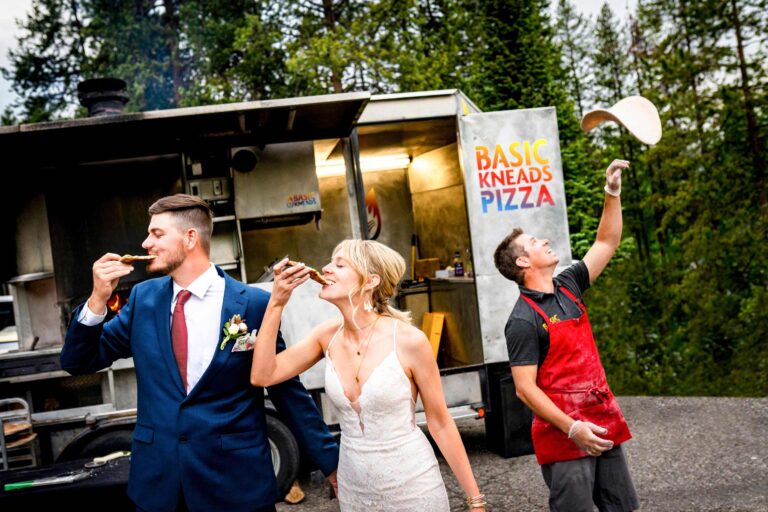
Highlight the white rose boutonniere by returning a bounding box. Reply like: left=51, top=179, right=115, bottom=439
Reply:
left=220, top=314, right=250, bottom=350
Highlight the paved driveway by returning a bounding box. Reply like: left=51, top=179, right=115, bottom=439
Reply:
left=278, top=397, right=768, bottom=511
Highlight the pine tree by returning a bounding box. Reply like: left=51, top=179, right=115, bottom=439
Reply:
left=180, top=0, right=289, bottom=104
left=554, top=0, right=592, bottom=117
left=2, top=0, right=88, bottom=121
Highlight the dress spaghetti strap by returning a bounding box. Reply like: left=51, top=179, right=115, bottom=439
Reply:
left=392, top=319, right=398, bottom=351
left=325, top=321, right=344, bottom=358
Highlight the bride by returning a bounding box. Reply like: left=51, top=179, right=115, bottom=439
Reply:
left=250, top=239, right=486, bottom=511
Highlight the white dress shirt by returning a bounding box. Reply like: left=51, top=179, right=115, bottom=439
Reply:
left=79, top=263, right=226, bottom=393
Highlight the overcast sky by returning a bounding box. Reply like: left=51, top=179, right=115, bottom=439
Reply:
left=0, top=0, right=637, bottom=117
left=0, top=0, right=31, bottom=115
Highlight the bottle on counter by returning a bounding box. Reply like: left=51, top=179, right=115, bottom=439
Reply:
left=453, top=251, right=464, bottom=277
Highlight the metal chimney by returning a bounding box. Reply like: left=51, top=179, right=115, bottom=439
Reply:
left=77, top=78, right=129, bottom=117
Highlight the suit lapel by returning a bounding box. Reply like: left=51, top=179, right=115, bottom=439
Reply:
left=185, top=270, right=248, bottom=402
left=155, top=277, right=186, bottom=395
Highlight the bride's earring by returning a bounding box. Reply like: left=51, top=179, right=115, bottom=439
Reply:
left=363, top=298, right=374, bottom=312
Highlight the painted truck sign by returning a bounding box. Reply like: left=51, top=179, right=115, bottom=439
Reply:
left=459, top=107, right=573, bottom=364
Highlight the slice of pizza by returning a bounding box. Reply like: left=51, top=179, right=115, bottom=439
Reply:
left=120, top=254, right=158, bottom=264
left=284, top=260, right=328, bottom=286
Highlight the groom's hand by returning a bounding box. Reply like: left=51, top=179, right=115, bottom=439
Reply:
left=88, top=253, right=133, bottom=314
left=326, top=469, right=338, bottom=498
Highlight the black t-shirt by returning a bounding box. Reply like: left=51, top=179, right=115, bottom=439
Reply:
left=504, top=261, right=590, bottom=367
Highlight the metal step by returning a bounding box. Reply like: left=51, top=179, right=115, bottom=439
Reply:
left=414, top=404, right=483, bottom=426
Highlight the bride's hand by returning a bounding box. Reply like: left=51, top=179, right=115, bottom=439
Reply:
left=271, top=259, right=310, bottom=307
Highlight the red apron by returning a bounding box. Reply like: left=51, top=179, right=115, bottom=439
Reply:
left=520, top=286, right=631, bottom=465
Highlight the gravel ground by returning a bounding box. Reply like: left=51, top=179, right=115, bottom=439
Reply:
left=276, top=397, right=768, bottom=511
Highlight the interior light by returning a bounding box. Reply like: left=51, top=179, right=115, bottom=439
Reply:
left=316, top=154, right=411, bottom=177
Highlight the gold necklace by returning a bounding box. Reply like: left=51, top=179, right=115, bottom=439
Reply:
left=344, top=317, right=377, bottom=355
left=344, top=316, right=377, bottom=332
left=349, top=316, right=380, bottom=383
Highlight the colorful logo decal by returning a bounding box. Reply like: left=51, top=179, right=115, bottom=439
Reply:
left=474, top=139, right=556, bottom=214
left=365, top=188, right=381, bottom=240
left=286, top=192, right=319, bottom=209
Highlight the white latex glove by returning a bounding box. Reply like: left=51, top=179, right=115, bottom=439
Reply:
left=604, top=159, right=629, bottom=196
left=568, top=420, right=614, bottom=456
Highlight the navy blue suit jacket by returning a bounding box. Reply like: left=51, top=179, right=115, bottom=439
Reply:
left=61, top=267, right=338, bottom=511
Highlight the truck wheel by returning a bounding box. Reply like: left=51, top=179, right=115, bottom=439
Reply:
left=266, top=414, right=300, bottom=498
left=57, top=427, right=134, bottom=461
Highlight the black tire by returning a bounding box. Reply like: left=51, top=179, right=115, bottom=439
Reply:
left=58, top=416, right=301, bottom=498
left=57, top=427, right=134, bottom=461
left=266, top=414, right=300, bottom=498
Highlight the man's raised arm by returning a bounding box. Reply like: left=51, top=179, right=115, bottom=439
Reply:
left=583, top=159, right=629, bottom=283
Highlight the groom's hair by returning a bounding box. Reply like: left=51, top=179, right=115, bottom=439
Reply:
left=148, top=194, right=214, bottom=254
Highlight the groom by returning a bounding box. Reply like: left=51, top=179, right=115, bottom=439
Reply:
left=61, top=194, right=338, bottom=512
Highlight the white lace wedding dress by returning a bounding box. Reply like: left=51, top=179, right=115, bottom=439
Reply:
left=324, top=320, right=450, bottom=511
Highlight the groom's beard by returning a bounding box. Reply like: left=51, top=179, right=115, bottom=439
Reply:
left=149, top=244, right=186, bottom=275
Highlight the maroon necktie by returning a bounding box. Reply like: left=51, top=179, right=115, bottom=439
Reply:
left=172, top=290, right=193, bottom=391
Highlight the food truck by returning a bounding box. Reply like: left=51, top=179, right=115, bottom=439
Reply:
left=0, top=83, right=572, bottom=496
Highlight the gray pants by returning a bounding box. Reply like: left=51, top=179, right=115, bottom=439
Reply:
left=541, top=445, right=639, bottom=512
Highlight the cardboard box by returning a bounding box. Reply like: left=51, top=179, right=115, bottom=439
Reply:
left=421, top=312, right=445, bottom=358
left=414, top=258, right=440, bottom=280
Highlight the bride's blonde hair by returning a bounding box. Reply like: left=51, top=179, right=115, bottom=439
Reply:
left=332, top=239, right=411, bottom=324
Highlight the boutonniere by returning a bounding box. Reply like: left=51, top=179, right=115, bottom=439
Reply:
left=220, top=314, right=250, bottom=350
